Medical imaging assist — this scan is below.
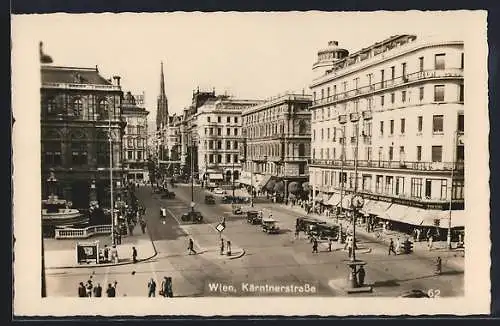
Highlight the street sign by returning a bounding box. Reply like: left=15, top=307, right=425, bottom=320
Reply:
left=216, top=223, right=225, bottom=233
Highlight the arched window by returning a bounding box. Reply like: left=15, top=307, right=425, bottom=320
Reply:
left=73, top=98, right=83, bottom=117
left=98, top=99, right=108, bottom=120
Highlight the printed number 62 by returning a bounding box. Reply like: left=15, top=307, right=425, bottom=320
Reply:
left=427, top=289, right=441, bottom=298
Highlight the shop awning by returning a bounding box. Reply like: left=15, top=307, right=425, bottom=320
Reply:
left=326, top=193, right=342, bottom=206
left=361, top=200, right=392, bottom=216
left=314, top=193, right=331, bottom=203
left=237, top=176, right=252, bottom=186
left=421, top=209, right=466, bottom=228
left=256, top=174, right=273, bottom=191
left=382, top=204, right=426, bottom=226
left=209, top=173, right=224, bottom=180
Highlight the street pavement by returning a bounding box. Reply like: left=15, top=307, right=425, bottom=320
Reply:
left=45, top=184, right=463, bottom=298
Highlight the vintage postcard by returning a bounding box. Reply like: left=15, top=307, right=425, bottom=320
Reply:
left=12, top=10, right=490, bottom=316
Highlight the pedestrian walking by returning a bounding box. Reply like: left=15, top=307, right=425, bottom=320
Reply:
left=78, top=282, right=86, bottom=297
left=357, top=266, right=366, bottom=286
left=93, top=283, right=102, bottom=297
left=312, top=238, right=318, bottom=253
left=166, top=277, right=174, bottom=297
left=395, top=237, right=401, bottom=255
left=428, top=235, right=434, bottom=251
left=388, top=238, right=397, bottom=255
left=106, top=281, right=118, bottom=297
left=85, top=280, right=93, bottom=297
left=435, top=256, right=442, bottom=275
left=188, top=238, right=196, bottom=255
left=160, top=277, right=168, bottom=297
left=140, top=218, right=147, bottom=234
left=328, top=238, right=332, bottom=252
left=132, top=246, right=138, bottom=263
left=220, top=238, right=225, bottom=255
left=117, top=232, right=122, bottom=245
left=148, top=278, right=156, bottom=297
left=347, top=238, right=353, bottom=258
left=103, top=245, right=109, bottom=263
left=295, top=226, right=300, bottom=239
left=128, top=223, right=134, bottom=236
left=110, top=244, right=119, bottom=263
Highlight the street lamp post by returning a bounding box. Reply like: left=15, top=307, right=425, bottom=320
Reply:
left=250, top=160, right=254, bottom=207
left=339, top=125, right=346, bottom=222
left=232, top=159, right=235, bottom=200
left=191, top=140, right=195, bottom=211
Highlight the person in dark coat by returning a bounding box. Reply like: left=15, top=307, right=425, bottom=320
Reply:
left=312, top=238, right=318, bottom=253
left=132, top=246, right=138, bottom=263
left=148, top=278, right=156, bottom=297
left=106, top=282, right=117, bottom=297
left=188, top=238, right=196, bottom=255
left=357, top=266, right=366, bottom=286
left=388, top=238, right=397, bottom=255
left=93, top=283, right=102, bottom=297
left=78, top=282, right=86, bottom=297
left=103, top=245, right=109, bottom=263
left=140, top=218, right=147, bottom=234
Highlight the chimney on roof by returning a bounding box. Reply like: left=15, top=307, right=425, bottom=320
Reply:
left=113, top=76, right=121, bottom=86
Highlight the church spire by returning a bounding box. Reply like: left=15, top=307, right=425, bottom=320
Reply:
left=156, top=61, right=169, bottom=131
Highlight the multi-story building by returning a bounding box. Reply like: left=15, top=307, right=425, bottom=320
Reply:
left=40, top=52, right=125, bottom=209
left=194, top=93, right=262, bottom=185
left=240, top=93, right=312, bottom=199
left=122, top=91, right=149, bottom=184
left=309, top=35, right=465, bottom=230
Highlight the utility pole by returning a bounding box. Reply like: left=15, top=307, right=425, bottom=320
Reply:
left=339, top=125, right=346, bottom=221
left=447, top=130, right=457, bottom=250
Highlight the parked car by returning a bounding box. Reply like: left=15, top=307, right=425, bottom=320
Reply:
left=205, top=195, right=216, bottom=205
left=213, top=188, right=226, bottom=195
left=181, top=211, right=203, bottom=223
left=262, top=218, right=280, bottom=234
left=296, top=216, right=326, bottom=233
left=246, top=210, right=262, bottom=224
left=232, top=204, right=243, bottom=215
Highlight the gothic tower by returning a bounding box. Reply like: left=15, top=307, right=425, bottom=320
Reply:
left=156, top=61, right=169, bottom=130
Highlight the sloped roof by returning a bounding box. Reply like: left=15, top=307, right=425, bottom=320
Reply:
left=41, top=66, right=112, bottom=85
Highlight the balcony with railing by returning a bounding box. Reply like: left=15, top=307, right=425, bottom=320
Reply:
left=311, top=68, right=463, bottom=108
left=309, top=159, right=464, bottom=172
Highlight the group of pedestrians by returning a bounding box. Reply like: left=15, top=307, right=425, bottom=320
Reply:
left=77, top=279, right=118, bottom=298
left=147, top=277, right=174, bottom=297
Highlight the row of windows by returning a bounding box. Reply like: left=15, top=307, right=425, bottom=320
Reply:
left=204, top=127, right=240, bottom=136
left=244, top=162, right=307, bottom=175
left=42, top=96, right=120, bottom=120
left=312, top=83, right=464, bottom=122
left=125, top=138, right=147, bottom=148
left=205, top=140, right=240, bottom=150
left=243, top=104, right=289, bottom=125
left=207, top=116, right=239, bottom=124
left=42, top=142, right=111, bottom=167
left=245, top=120, right=308, bottom=139
left=312, top=144, right=465, bottom=163
left=315, top=171, right=464, bottom=200
left=125, top=150, right=145, bottom=161
left=313, top=114, right=464, bottom=141
left=126, top=126, right=146, bottom=135
left=205, top=154, right=240, bottom=164
left=246, top=143, right=307, bottom=158
left=312, top=52, right=464, bottom=101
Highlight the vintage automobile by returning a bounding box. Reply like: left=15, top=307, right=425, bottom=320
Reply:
left=232, top=204, right=243, bottom=215
left=261, top=218, right=280, bottom=234
left=204, top=194, right=216, bottom=205
left=246, top=210, right=261, bottom=224
left=213, top=187, right=226, bottom=195
left=309, top=223, right=339, bottom=241
left=161, top=190, right=176, bottom=199
left=181, top=211, right=203, bottom=223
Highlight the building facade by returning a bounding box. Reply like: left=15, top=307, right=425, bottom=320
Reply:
left=309, top=35, right=465, bottom=230
left=240, top=93, right=312, bottom=198
left=122, top=91, right=149, bottom=184
left=41, top=62, right=125, bottom=209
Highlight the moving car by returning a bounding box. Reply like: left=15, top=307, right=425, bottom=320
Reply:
left=295, top=216, right=327, bottom=233
left=181, top=211, right=203, bottom=223
left=261, top=218, right=280, bottom=234
left=232, top=204, right=243, bottom=215
left=204, top=194, right=216, bottom=205
left=213, top=188, right=226, bottom=195
left=246, top=210, right=261, bottom=224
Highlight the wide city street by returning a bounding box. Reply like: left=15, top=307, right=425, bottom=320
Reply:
left=45, top=184, right=464, bottom=298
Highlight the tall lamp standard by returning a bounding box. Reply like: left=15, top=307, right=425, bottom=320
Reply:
left=232, top=158, right=236, bottom=200
left=190, top=139, right=195, bottom=212
left=338, top=125, right=346, bottom=222
left=250, top=159, right=254, bottom=207
left=345, top=115, right=371, bottom=293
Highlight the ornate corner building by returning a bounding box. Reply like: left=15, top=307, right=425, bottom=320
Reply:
left=240, top=93, right=312, bottom=198
left=309, top=35, right=465, bottom=229
left=40, top=54, right=125, bottom=209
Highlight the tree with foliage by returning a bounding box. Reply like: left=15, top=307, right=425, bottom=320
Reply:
left=273, top=181, right=285, bottom=194
left=288, top=181, right=300, bottom=194
left=265, top=179, right=277, bottom=192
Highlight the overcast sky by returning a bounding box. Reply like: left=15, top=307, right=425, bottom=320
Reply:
left=14, top=11, right=469, bottom=125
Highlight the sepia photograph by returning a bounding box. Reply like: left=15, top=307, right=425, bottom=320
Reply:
left=12, top=10, right=489, bottom=316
